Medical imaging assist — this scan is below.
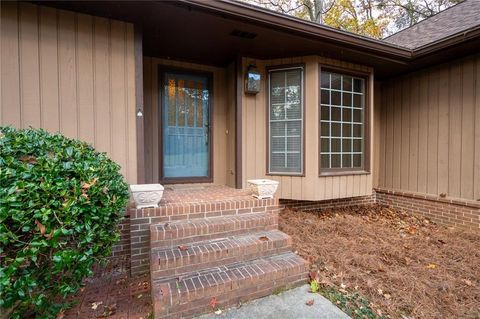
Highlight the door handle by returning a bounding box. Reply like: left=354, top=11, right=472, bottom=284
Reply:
left=204, top=124, right=209, bottom=145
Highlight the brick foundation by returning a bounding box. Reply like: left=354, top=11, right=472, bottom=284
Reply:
left=375, top=188, right=480, bottom=230
left=280, top=189, right=479, bottom=231
left=280, top=194, right=375, bottom=211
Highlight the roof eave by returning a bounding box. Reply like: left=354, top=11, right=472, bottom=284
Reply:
left=175, top=0, right=413, bottom=60
left=412, top=25, right=480, bottom=58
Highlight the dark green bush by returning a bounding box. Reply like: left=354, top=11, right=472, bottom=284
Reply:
left=0, top=127, right=129, bottom=318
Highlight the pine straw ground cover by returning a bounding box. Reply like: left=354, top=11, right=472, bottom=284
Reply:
left=279, top=205, right=480, bottom=319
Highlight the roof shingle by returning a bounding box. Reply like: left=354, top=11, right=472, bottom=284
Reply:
left=384, top=0, right=480, bottom=49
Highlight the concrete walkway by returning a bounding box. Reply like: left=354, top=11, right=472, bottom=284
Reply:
left=198, top=285, right=351, bottom=319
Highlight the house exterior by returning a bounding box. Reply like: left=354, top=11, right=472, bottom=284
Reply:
left=2, top=0, right=479, bottom=220
left=1, top=0, right=479, bottom=317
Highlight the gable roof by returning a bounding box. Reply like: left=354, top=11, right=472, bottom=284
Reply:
left=384, top=0, right=480, bottom=49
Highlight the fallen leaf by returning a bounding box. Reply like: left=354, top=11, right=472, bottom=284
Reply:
left=97, top=303, right=117, bottom=318
left=56, top=310, right=65, bottom=319
left=404, top=257, right=412, bottom=265
left=137, top=294, right=143, bottom=299
left=259, top=236, right=269, bottom=241
left=210, top=297, right=217, bottom=310
left=91, top=301, right=103, bottom=310
left=178, top=245, right=189, bottom=251
left=384, top=293, right=391, bottom=299
left=19, top=155, right=37, bottom=164
left=461, top=279, right=472, bottom=286
left=426, top=263, right=437, bottom=269
left=35, top=220, right=46, bottom=235
left=340, top=283, right=346, bottom=289
left=305, top=299, right=315, bottom=306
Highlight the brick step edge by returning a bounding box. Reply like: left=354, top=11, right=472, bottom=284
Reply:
left=164, top=276, right=306, bottom=319
left=150, top=212, right=278, bottom=248
left=151, top=252, right=309, bottom=319
left=150, top=230, right=293, bottom=279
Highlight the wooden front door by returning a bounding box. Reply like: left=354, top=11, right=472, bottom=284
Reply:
left=160, top=69, right=212, bottom=183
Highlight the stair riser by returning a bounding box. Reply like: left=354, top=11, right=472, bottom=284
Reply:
left=151, top=224, right=278, bottom=249
left=156, top=274, right=307, bottom=319
left=151, top=241, right=292, bottom=279
left=165, top=276, right=307, bottom=319
left=152, top=254, right=308, bottom=318
left=151, top=215, right=278, bottom=248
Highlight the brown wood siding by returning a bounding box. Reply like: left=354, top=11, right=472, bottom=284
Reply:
left=142, top=57, right=232, bottom=185
left=241, top=56, right=374, bottom=200
left=0, top=3, right=137, bottom=183
left=377, top=54, right=480, bottom=201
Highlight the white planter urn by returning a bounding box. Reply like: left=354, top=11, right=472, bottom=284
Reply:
left=129, top=184, right=164, bottom=209
left=247, top=179, right=279, bottom=199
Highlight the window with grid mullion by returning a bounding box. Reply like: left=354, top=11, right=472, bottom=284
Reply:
left=320, top=71, right=364, bottom=170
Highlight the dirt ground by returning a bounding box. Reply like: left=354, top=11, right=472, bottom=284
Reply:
left=279, top=204, right=480, bottom=319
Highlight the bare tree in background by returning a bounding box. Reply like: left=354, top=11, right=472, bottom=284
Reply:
left=377, top=0, right=463, bottom=31
left=244, top=0, right=462, bottom=37
left=251, top=0, right=335, bottom=23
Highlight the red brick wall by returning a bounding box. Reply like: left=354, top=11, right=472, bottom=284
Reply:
left=111, top=215, right=131, bottom=258
left=281, top=189, right=479, bottom=231
left=375, top=188, right=480, bottom=230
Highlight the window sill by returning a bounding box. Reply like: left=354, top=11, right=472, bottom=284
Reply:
left=266, top=172, right=305, bottom=177
left=319, top=170, right=370, bottom=177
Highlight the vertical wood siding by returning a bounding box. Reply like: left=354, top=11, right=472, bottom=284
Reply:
left=377, top=54, right=480, bottom=201
left=142, top=57, right=233, bottom=186
left=0, top=3, right=137, bottom=183
left=241, top=56, right=374, bottom=200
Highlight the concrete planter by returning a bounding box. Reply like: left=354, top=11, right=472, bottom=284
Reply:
left=247, top=179, right=279, bottom=199
left=129, top=184, right=164, bottom=209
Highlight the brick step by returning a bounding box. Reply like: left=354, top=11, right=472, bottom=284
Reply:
left=150, top=230, right=292, bottom=279
left=152, top=252, right=308, bottom=319
left=150, top=212, right=278, bottom=248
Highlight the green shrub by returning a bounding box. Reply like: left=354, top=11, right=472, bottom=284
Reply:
left=0, top=127, right=129, bottom=318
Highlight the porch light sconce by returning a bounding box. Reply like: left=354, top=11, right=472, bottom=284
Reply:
left=245, top=65, right=261, bottom=94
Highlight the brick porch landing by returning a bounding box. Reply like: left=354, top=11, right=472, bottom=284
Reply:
left=161, top=184, right=255, bottom=203
left=127, top=184, right=308, bottom=318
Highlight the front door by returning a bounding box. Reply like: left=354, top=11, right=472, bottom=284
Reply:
left=161, top=70, right=211, bottom=182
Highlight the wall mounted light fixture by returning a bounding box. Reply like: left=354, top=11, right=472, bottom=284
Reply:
left=245, top=65, right=261, bottom=94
